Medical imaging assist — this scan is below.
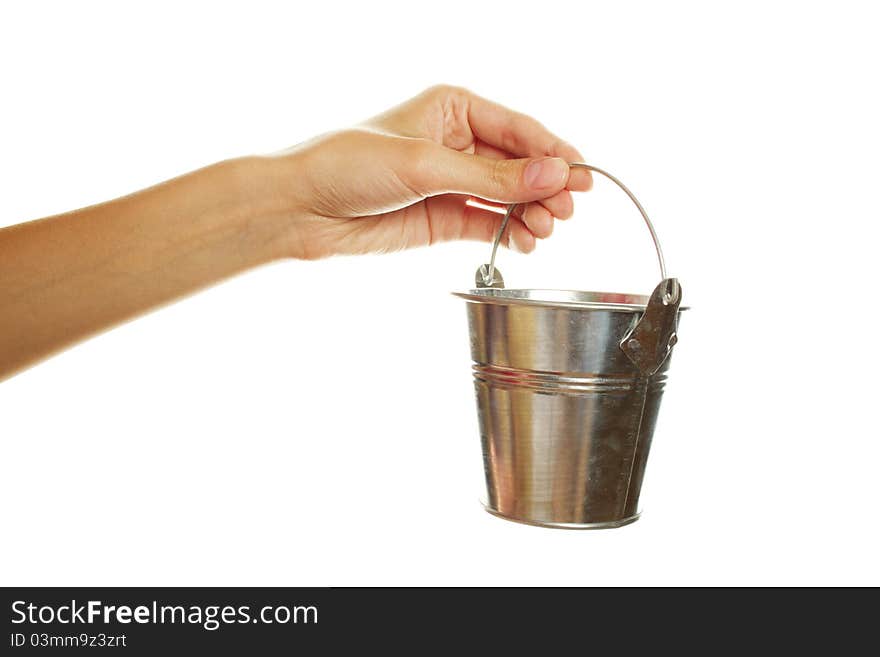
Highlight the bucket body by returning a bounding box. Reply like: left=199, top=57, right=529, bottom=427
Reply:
left=458, top=288, right=681, bottom=529
left=455, top=162, right=683, bottom=528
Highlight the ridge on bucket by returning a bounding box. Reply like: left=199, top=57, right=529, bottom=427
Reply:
left=453, top=163, right=684, bottom=529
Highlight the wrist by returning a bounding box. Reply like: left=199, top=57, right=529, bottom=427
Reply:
left=218, top=154, right=309, bottom=263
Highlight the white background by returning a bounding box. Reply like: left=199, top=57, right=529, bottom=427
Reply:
left=2, top=1, right=878, bottom=586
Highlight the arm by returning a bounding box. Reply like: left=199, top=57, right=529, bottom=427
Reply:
left=0, top=158, right=287, bottom=379
left=0, top=86, right=591, bottom=380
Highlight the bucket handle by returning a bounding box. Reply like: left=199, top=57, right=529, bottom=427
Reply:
left=477, top=163, right=666, bottom=289
left=473, top=162, right=682, bottom=377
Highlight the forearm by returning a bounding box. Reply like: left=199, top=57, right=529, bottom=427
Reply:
left=0, top=156, right=291, bottom=380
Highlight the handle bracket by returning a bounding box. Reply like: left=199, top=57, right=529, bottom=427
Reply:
left=620, top=278, right=682, bottom=376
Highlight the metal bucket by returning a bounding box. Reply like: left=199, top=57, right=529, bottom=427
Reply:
left=454, top=164, right=683, bottom=529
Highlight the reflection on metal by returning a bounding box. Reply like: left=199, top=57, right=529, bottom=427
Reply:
left=456, top=164, right=683, bottom=529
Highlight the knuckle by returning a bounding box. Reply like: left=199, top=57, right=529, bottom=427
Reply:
left=425, top=84, right=470, bottom=101
left=424, top=84, right=452, bottom=99
left=436, top=83, right=455, bottom=94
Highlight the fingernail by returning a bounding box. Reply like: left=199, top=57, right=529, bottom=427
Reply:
left=524, top=157, right=568, bottom=190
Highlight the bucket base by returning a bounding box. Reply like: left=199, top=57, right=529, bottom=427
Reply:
left=484, top=506, right=641, bottom=530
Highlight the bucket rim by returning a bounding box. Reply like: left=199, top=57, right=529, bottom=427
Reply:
left=453, top=288, right=689, bottom=312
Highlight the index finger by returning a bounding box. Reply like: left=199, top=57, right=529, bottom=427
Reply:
left=464, top=91, right=592, bottom=191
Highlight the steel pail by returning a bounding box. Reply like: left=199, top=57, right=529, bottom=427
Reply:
left=454, top=164, right=684, bottom=529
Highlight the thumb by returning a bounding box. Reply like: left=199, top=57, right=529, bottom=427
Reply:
left=407, top=144, right=571, bottom=203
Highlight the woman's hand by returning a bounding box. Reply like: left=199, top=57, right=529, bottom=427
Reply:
left=271, top=85, right=592, bottom=259
left=0, top=86, right=591, bottom=379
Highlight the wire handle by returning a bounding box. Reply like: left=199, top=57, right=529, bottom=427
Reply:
left=478, top=163, right=667, bottom=288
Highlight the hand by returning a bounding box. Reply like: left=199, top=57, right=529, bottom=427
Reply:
left=0, top=86, right=592, bottom=379
left=272, top=85, right=592, bottom=259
